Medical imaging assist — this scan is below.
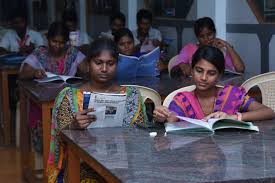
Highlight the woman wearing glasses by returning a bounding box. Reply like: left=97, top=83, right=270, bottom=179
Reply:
left=170, top=17, right=245, bottom=77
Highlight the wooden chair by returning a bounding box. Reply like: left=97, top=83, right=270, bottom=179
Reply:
left=241, top=72, right=275, bottom=111
left=167, top=55, right=178, bottom=77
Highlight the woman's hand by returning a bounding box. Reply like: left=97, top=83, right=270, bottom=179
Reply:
left=170, top=63, right=191, bottom=78
left=153, top=106, right=178, bottom=123
left=212, top=38, right=232, bottom=49
left=204, top=111, right=236, bottom=121
left=72, top=108, right=97, bottom=129
left=34, top=69, right=46, bottom=79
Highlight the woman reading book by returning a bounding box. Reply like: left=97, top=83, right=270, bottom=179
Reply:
left=170, top=17, right=245, bottom=78
left=47, top=38, right=150, bottom=182
left=19, top=21, right=87, bottom=79
left=114, top=27, right=142, bottom=57
left=18, top=22, right=87, bottom=154
left=153, top=45, right=275, bottom=123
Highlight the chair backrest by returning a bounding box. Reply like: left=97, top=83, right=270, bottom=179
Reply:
left=163, top=85, right=196, bottom=107
left=163, top=85, right=224, bottom=107
left=241, top=71, right=275, bottom=111
left=168, top=55, right=178, bottom=77
left=122, top=85, right=162, bottom=107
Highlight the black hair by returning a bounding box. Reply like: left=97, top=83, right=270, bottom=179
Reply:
left=114, top=28, right=134, bottom=43
left=47, top=21, right=69, bottom=42
left=62, top=9, right=78, bottom=23
left=87, top=38, right=118, bottom=62
left=194, top=17, right=216, bottom=37
left=110, top=12, right=126, bottom=26
left=191, top=45, right=225, bottom=74
left=10, top=10, right=27, bottom=22
left=137, top=9, right=152, bottom=24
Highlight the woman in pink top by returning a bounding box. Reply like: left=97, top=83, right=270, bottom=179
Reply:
left=170, top=17, right=245, bottom=77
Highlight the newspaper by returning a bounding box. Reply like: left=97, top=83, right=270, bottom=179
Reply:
left=87, top=92, right=127, bottom=128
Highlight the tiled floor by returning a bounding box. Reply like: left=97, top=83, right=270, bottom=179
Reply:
left=0, top=146, right=25, bottom=183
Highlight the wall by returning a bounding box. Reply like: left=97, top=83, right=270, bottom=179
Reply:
left=158, top=0, right=198, bottom=57
left=227, top=0, right=261, bottom=74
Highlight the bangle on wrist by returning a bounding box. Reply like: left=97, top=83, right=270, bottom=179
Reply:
left=236, top=112, right=242, bottom=121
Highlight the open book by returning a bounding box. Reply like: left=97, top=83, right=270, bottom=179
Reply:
left=85, top=92, right=127, bottom=128
left=35, top=72, right=82, bottom=83
left=116, top=47, right=160, bottom=79
left=165, top=116, right=259, bottom=133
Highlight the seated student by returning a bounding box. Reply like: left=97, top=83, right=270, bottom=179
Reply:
left=99, top=12, right=126, bottom=40
left=19, top=21, right=87, bottom=79
left=62, top=9, right=92, bottom=54
left=19, top=22, right=87, bottom=154
left=170, top=17, right=245, bottom=78
left=153, top=45, right=275, bottom=123
left=47, top=38, right=149, bottom=182
left=114, top=28, right=142, bottom=57
left=132, top=9, right=162, bottom=53
left=0, top=11, right=45, bottom=55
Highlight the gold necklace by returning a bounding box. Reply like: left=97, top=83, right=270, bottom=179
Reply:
left=194, top=89, right=217, bottom=116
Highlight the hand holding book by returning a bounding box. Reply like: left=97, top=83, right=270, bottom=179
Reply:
left=153, top=106, right=178, bottom=123
left=34, top=69, right=46, bottom=79
left=71, top=108, right=96, bottom=129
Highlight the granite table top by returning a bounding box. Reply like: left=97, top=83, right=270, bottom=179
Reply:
left=61, top=120, right=275, bottom=183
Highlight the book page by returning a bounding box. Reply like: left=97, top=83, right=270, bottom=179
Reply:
left=59, top=75, right=82, bottom=82
left=209, top=118, right=259, bottom=132
left=117, top=54, right=139, bottom=79
left=45, top=72, right=57, bottom=78
left=176, top=116, right=212, bottom=130
left=165, top=122, right=213, bottom=133
left=137, top=47, right=160, bottom=77
left=34, top=72, right=62, bottom=83
left=87, top=92, right=127, bottom=128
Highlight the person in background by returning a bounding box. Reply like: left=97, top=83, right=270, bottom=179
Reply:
left=99, top=12, right=126, bottom=40
left=62, top=9, right=92, bottom=55
left=19, top=21, right=87, bottom=79
left=170, top=17, right=245, bottom=78
left=47, top=38, right=149, bottom=182
left=19, top=22, right=87, bottom=154
left=114, top=28, right=142, bottom=57
left=132, top=9, right=162, bottom=53
left=154, top=45, right=274, bottom=123
left=0, top=11, right=45, bottom=55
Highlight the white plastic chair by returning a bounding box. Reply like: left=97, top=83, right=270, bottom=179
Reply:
left=168, top=55, right=178, bottom=77
left=241, top=71, right=275, bottom=111
left=122, top=85, right=161, bottom=107
left=163, top=85, right=196, bottom=107
left=163, top=85, right=224, bottom=107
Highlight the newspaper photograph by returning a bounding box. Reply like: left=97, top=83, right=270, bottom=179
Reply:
left=87, top=92, right=127, bottom=128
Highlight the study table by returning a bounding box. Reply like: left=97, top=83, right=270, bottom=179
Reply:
left=0, top=62, right=21, bottom=145
left=61, top=120, right=275, bottom=183
left=18, top=72, right=255, bottom=182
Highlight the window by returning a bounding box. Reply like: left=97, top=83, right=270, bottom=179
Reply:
left=145, top=0, right=194, bottom=18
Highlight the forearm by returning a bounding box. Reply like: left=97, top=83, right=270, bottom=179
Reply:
left=179, top=63, right=191, bottom=76
left=226, top=46, right=245, bottom=73
left=241, top=107, right=275, bottom=121
left=19, top=64, right=36, bottom=80
left=76, top=60, right=89, bottom=78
